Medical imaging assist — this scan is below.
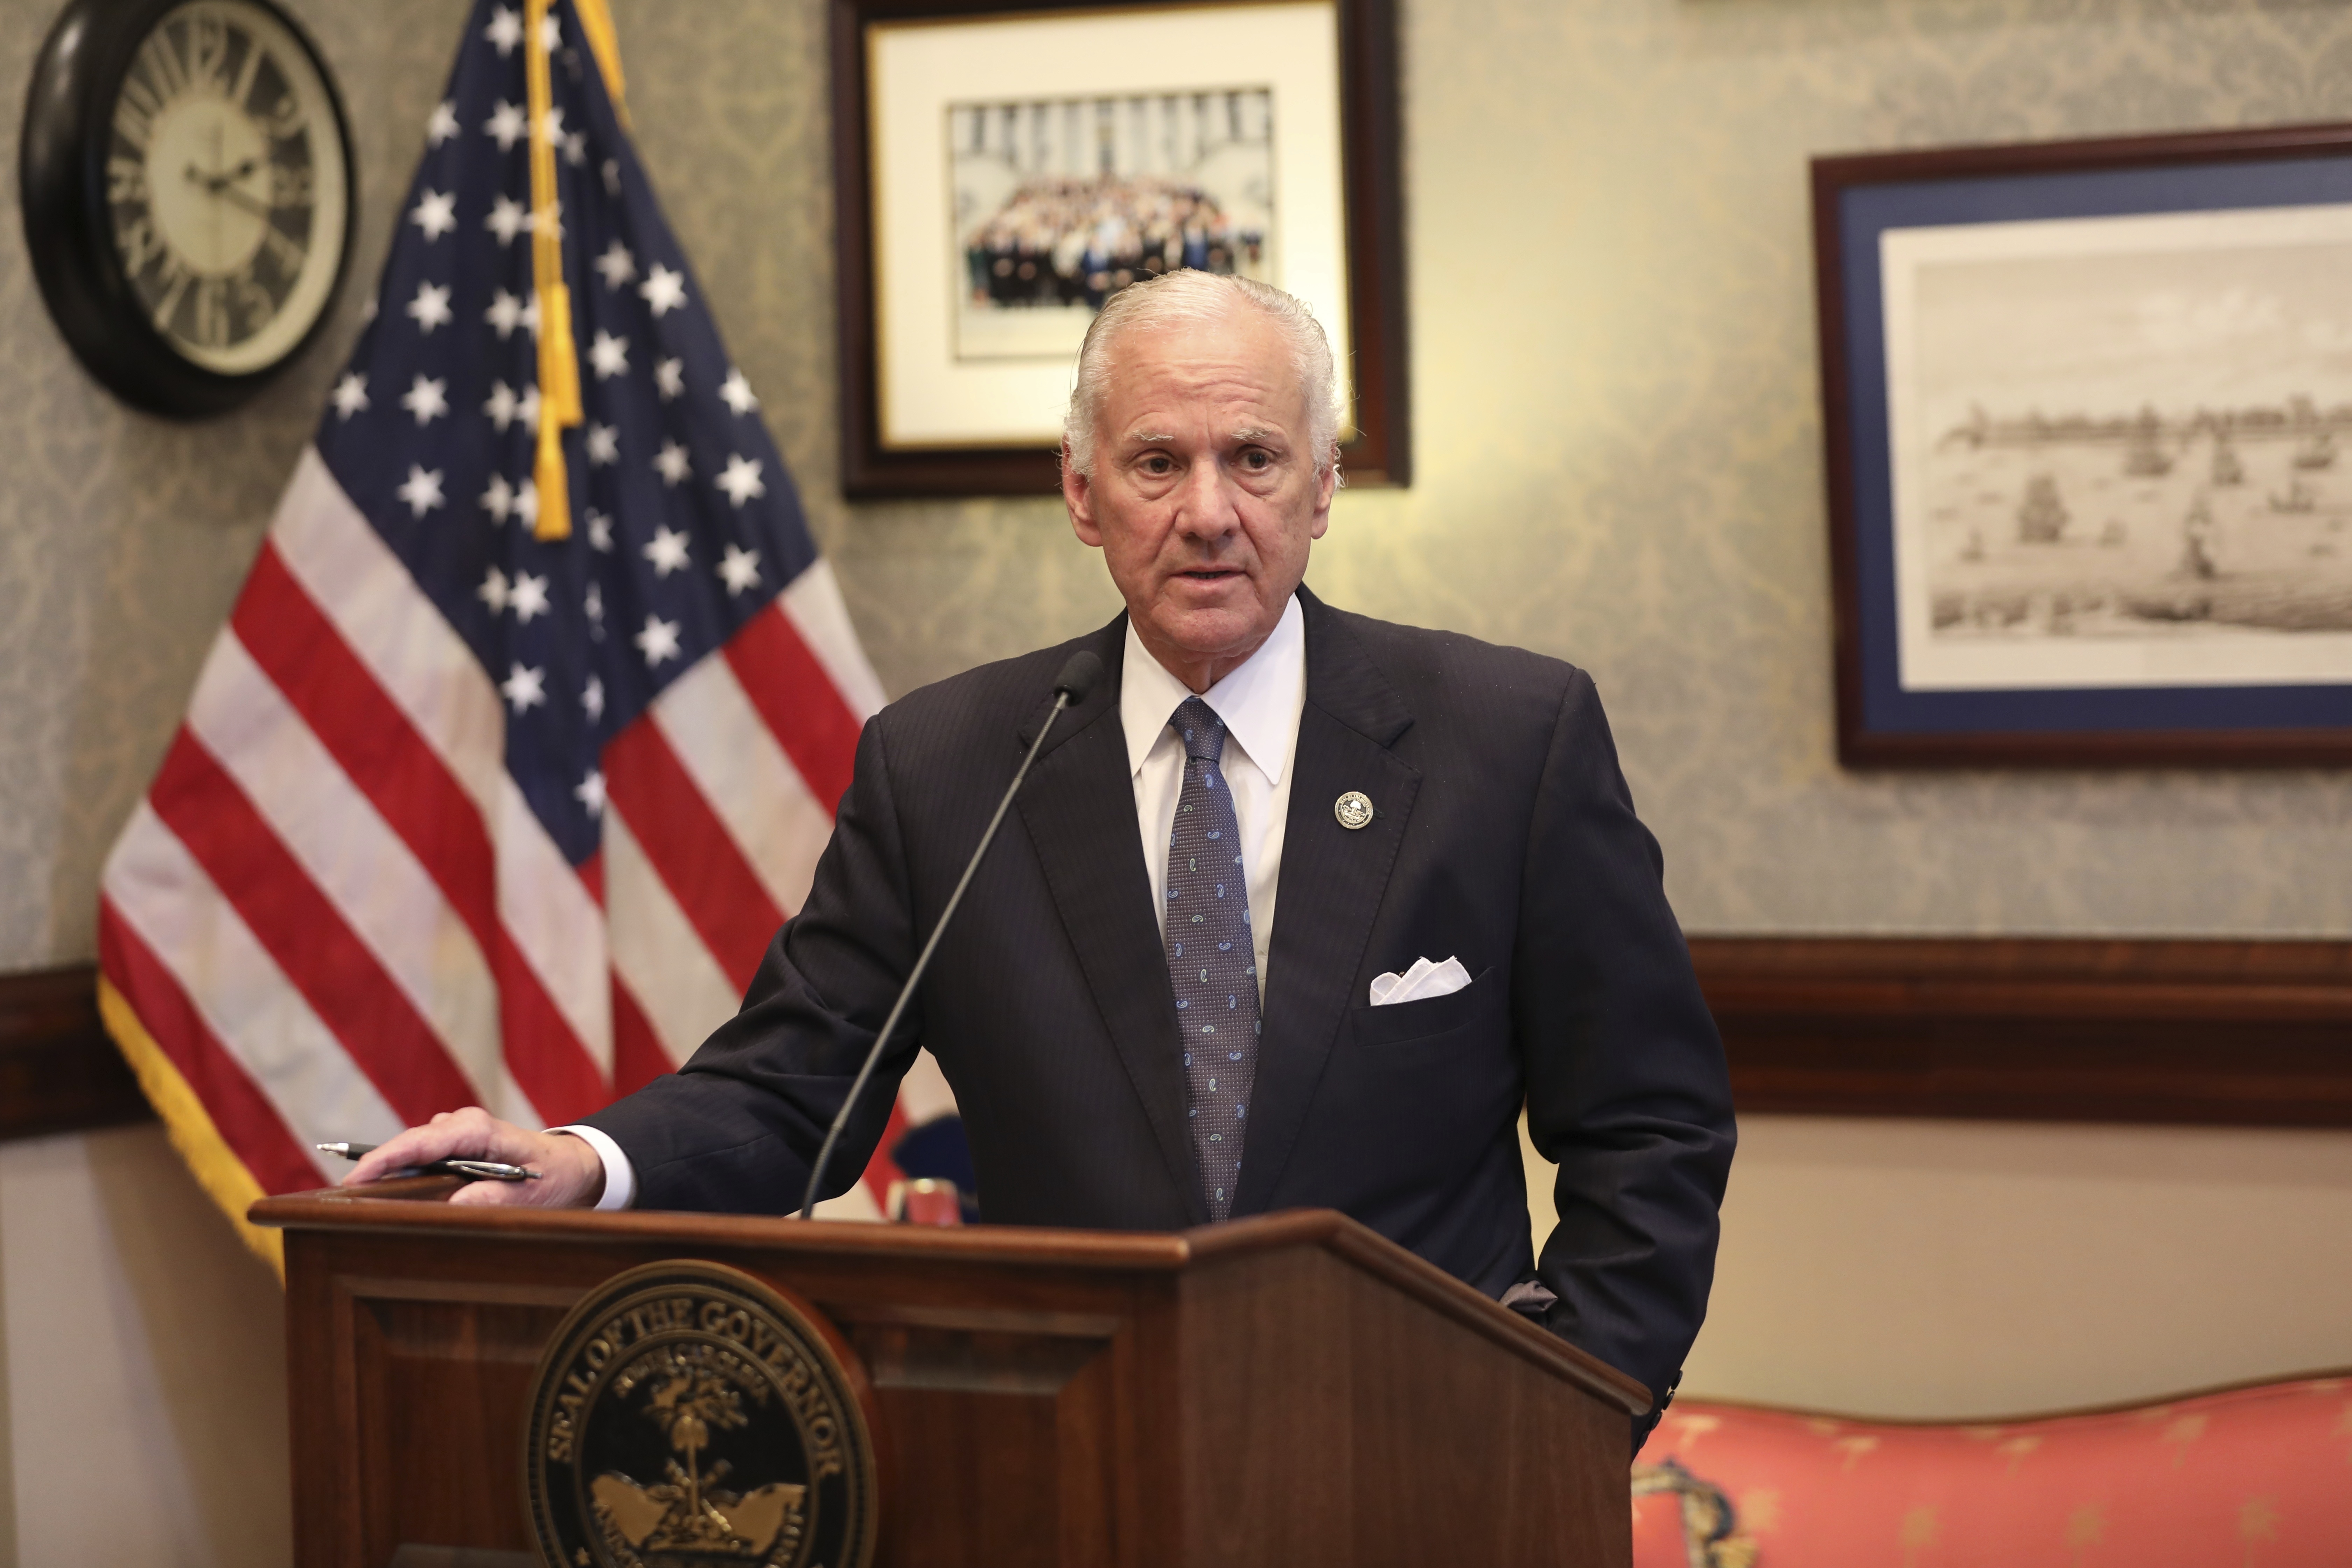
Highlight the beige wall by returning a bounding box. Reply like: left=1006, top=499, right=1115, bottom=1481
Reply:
left=4, top=0, right=2352, bottom=1559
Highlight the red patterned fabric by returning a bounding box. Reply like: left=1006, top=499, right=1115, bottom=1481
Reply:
left=1633, top=1376, right=2352, bottom=1567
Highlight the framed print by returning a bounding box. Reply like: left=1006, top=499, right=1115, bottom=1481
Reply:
left=830, top=0, right=1409, bottom=498
left=1813, top=123, right=2352, bottom=766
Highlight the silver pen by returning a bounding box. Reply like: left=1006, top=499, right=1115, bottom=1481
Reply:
left=317, top=1141, right=542, bottom=1181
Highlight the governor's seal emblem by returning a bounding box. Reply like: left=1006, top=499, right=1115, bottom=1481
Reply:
left=523, top=1260, right=878, bottom=1568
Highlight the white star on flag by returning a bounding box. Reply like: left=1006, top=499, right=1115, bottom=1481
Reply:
left=540, top=12, right=561, bottom=51
left=589, top=330, right=630, bottom=380
left=509, top=572, right=551, bottom=624
left=653, top=440, right=691, bottom=485
left=586, top=424, right=619, bottom=465
left=643, top=525, right=691, bottom=577
left=583, top=581, right=605, bottom=628
left=639, top=264, right=687, bottom=317
left=512, top=478, right=540, bottom=528
left=562, top=130, right=588, bottom=167
left=402, top=375, right=449, bottom=426
left=396, top=465, right=444, bottom=516
left=655, top=358, right=684, bottom=399
left=330, top=373, right=368, bottom=419
left=719, top=369, right=758, bottom=414
left=484, top=4, right=522, bottom=54
left=586, top=511, right=614, bottom=551
left=427, top=100, right=460, bottom=146
left=718, top=544, right=762, bottom=596
left=485, top=380, right=521, bottom=430
left=480, top=473, right=514, bottom=522
left=500, top=663, right=547, bottom=713
left=485, top=100, right=527, bottom=151
left=601, top=157, right=621, bottom=195
left=477, top=565, right=510, bottom=613
left=407, top=281, right=454, bottom=332
left=593, top=240, right=635, bottom=289
left=716, top=454, right=765, bottom=507
left=574, top=768, right=606, bottom=817
left=582, top=676, right=606, bottom=722
left=537, top=105, right=567, bottom=148
left=410, top=189, right=457, bottom=241
left=485, top=288, right=532, bottom=338
left=635, top=615, right=682, bottom=667
left=486, top=195, right=530, bottom=245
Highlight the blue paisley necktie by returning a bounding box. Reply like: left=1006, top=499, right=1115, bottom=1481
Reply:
left=1163, top=697, right=1260, bottom=1222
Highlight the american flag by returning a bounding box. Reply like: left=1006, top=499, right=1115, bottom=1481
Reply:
left=96, top=0, right=955, bottom=1262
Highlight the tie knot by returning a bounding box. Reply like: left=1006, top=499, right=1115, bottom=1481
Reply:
left=1170, top=698, right=1227, bottom=764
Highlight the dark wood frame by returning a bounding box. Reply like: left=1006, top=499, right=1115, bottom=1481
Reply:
left=0, top=964, right=152, bottom=1142
left=829, top=0, right=1410, bottom=499
left=1813, top=121, right=2352, bottom=768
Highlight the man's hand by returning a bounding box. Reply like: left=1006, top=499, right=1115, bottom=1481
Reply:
left=342, top=1107, right=606, bottom=1209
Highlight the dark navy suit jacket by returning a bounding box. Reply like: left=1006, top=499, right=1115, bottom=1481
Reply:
left=582, top=588, right=1737, bottom=1423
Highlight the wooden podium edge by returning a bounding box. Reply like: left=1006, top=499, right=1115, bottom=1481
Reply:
left=251, top=1190, right=1653, bottom=1417
left=1185, top=1209, right=1654, bottom=1415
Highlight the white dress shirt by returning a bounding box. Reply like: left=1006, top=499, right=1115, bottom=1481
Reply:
left=1118, top=593, right=1306, bottom=996
left=560, top=595, right=1311, bottom=1211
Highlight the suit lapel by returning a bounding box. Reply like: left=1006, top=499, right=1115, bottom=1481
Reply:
left=1015, top=616, right=1208, bottom=1223
left=1232, top=591, right=1420, bottom=1216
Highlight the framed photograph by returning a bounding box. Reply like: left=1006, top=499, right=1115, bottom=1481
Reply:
left=1814, top=124, right=2352, bottom=766
left=829, top=0, right=1408, bottom=498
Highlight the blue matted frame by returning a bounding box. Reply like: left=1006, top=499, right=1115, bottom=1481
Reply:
left=1812, top=123, right=2352, bottom=766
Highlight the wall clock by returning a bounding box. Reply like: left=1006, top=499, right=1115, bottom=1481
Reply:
left=21, top=0, right=355, bottom=417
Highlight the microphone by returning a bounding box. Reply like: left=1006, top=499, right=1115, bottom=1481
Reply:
left=798, top=650, right=1103, bottom=1220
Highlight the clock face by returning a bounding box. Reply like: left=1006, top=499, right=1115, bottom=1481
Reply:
left=103, top=0, right=349, bottom=376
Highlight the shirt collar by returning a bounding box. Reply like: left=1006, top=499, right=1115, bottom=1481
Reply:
left=1119, top=593, right=1307, bottom=788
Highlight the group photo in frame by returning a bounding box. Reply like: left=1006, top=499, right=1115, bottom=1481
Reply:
left=829, top=0, right=1408, bottom=498
left=1814, top=123, right=2352, bottom=766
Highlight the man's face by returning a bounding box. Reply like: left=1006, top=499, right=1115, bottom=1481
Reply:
left=1063, top=305, right=1336, bottom=690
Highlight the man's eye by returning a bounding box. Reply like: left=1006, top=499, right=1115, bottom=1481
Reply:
left=1241, top=449, right=1272, bottom=469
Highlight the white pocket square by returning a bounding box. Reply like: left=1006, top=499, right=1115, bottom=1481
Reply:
left=1369, top=955, right=1471, bottom=1006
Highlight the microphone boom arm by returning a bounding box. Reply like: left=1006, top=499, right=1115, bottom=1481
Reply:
left=798, top=652, right=1101, bottom=1220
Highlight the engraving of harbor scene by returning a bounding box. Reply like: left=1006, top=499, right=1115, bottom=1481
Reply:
left=1881, top=204, right=2352, bottom=692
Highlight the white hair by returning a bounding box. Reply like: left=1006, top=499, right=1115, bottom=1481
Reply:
left=1062, top=270, right=1343, bottom=483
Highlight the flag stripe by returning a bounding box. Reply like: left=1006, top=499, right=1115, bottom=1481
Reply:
left=724, top=601, right=864, bottom=815
left=781, top=560, right=887, bottom=719
left=601, top=804, right=744, bottom=1066
left=650, top=648, right=830, bottom=919
left=233, top=539, right=603, bottom=1122
left=186, top=624, right=512, bottom=1115
left=101, top=803, right=402, bottom=1169
left=98, top=899, right=326, bottom=1196
left=148, top=731, right=481, bottom=1124
left=603, top=716, right=782, bottom=992
left=270, top=450, right=614, bottom=1066
left=611, top=975, right=674, bottom=1096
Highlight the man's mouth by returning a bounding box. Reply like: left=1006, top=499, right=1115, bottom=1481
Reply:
left=1176, top=567, right=1241, bottom=582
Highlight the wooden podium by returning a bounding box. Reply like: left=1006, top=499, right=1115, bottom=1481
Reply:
left=252, top=1184, right=1647, bottom=1568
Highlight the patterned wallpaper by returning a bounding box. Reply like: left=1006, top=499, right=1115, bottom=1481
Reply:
left=5, top=0, right=2351, bottom=969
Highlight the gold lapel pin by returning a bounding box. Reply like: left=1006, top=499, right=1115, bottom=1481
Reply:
left=1334, top=791, right=1374, bottom=830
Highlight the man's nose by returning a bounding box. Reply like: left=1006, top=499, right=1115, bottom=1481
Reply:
left=1170, top=454, right=1243, bottom=540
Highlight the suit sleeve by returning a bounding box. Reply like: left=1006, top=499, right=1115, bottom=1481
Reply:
left=1514, top=669, right=1736, bottom=1429
left=575, top=714, right=924, bottom=1213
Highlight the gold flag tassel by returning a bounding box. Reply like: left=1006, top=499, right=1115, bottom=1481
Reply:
left=521, top=0, right=629, bottom=541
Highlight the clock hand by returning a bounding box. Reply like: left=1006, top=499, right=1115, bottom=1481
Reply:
left=211, top=182, right=273, bottom=220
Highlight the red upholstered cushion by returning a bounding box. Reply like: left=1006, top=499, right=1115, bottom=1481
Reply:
left=1632, top=1376, right=2352, bottom=1567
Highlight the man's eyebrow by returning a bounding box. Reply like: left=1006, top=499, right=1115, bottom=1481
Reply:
left=1123, top=428, right=1176, bottom=446
left=1230, top=426, right=1284, bottom=446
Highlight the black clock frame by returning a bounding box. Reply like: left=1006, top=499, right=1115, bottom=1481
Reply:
left=20, top=0, right=357, bottom=418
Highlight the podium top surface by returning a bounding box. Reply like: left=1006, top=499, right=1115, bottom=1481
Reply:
left=252, top=1186, right=1651, bottom=1414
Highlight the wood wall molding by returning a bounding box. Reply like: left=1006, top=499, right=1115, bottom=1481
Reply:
left=1690, top=936, right=2352, bottom=1128
left=10, top=939, right=2347, bottom=1145
left=0, top=961, right=152, bottom=1142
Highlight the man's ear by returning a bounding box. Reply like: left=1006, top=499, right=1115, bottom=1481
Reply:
left=1308, top=453, right=1338, bottom=540
left=1063, top=442, right=1103, bottom=546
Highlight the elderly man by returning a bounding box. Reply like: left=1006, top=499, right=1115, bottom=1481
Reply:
left=356, top=270, right=1735, bottom=1443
